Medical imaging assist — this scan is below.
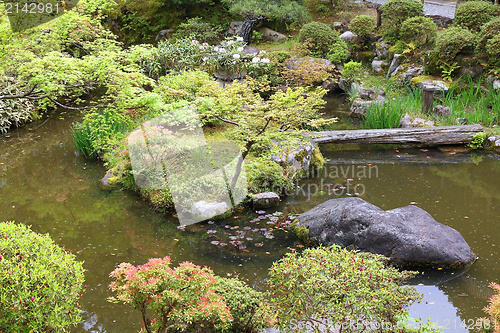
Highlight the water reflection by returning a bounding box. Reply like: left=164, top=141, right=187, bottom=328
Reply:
left=1, top=111, right=499, bottom=332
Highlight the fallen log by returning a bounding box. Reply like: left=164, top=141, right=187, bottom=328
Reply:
left=310, top=124, right=484, bottom=145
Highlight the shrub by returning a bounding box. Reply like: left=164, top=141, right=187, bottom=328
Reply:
left=266, top=245, right=422, bottom=332
left=155, top=70, right=222, bottom=104
left=171, top=17, right=223, bottom=45
left=486, top=34, right=500, bottom=60
left=327, top=39, right=350, bottom=64
left=435, top=26, right=476, bottom=62
left=0, top=221, right=85, bottom=332
left=380, top=0, right=423, bottom=41
left=214, top=277, right=267, bottom=332
left=477, top=282, right=500, bottom=333
left=477, top=17, right=500, bottom=60
left=246, top=158, right=296, bottom=194
left=400, top=16, right=438, bottom=50
left=298, top=21, right=339, bottom=56
left=349, top=15, right=376, bottom=38
left=342, top=60, right=364, bottom=82
left=108, top=257, right=233, bottom=333
left=454, top=0, right=500, bottom=32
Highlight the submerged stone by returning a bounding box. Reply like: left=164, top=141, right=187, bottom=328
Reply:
left=294, top=197, right=476, bottom=268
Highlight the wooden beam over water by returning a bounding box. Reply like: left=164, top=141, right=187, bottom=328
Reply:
left=310, top=124, right=484, bottom=145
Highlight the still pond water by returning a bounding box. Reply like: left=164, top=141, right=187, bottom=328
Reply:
left=0, top=108, right=499, bottom=332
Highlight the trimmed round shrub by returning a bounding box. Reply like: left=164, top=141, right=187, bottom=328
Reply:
left=486, top=34, right=500, bottom=60
left=326, top=38, right=349, bottom=64
left=477, top=17, right=500, bottom=56
left=380, top=0, right=423, bottom=41
left=266, top=245, right=422, bottom=331
left=214, top=277, right=268, bottom=332
left=349, top=14, right=376, bottom=38
left=400, top=16, right=438, bottom=49
left=0, top=221, right=85, bottom=332
left=454, top=0, right=500, bottom=32
left=436, top=26, right=476, bottom=62
left=299, top=21, right=339, bottom=56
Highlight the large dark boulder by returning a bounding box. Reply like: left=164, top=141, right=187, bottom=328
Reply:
left=294, top=197, right=476, bottom=268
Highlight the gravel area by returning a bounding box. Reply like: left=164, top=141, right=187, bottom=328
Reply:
left=366, top=0, right=456, bottom=18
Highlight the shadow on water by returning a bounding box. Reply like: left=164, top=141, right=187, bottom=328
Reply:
left=1, top=107, right=499, bottom=332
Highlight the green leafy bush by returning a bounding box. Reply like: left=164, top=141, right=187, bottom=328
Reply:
left=266, top=245, right=422, bottom=332
left=342, top=60, right=364, bottom=82
left=380, top=0, right=423, bottom=41
left=326, top=39, right=350, bottom=64
left=172, top=17, right=223, bottom=45
left=214, top=277, right=267, bottom=332
left=486, top=34, right=500, bottom=61
left=435, top=26, right=476, bottom=62
left=477, top=282, right=500, bottom=333
left=0, top=221, right=85, bottom=332
left=247, top=158, right=296, bottom=194
left=400, top=16, right=438, bottom=50
left=155, top=70, right=222, bottom=104
left=477, top=17, right=500, bottom=62
left=349, top=15, right=376, bottom=38
left=454, top=0, right=500, bottom=32
left=298, top=21, right=340, bottom=56
left=109, top=257, right=233, bottom=333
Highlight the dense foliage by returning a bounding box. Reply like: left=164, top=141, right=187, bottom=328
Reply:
left=454, top=0, right=500, bottom=32
left=213, top=277, right=267, bottom=332
left=435, top=26, right=476, bottom=62
left=476, top=17, right=500, bottom=64
left=349, top=14, right=376, bottom=38
left=109, top=257, right=233, bottom=333
left=477, top=282, right=500, bottom=333
left=0, top=221, right=85, bottom=332
left=298, top=21, right=340, bottom=56
left=266, top=245, right=422, bottom=332
left=380, top=0, right=423, bottom=41
left=171, top=17, right=223, bottom=45
left=399, top=16, right=438, bottom=50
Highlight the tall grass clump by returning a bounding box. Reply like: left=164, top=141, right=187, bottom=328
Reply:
left=362, top=88, right=421, bottom=129
left=437, top=77, right=500, bottom=127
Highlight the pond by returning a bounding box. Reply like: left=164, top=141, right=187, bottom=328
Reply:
left=0, top=108, right=499, bottom=332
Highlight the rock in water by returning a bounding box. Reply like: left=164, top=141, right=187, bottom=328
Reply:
left=253, top=192, right=280, bottom=209
left=294, top=197, right=475, bottom=268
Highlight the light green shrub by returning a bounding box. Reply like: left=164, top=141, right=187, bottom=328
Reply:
left=454, top=0, right=500, bottom=32
left=267, top=245, right=423, bottom=332
left=342, top=60, right=364, bottom=82
left=0, top=221, right=85, bottom=332
left=326, top=39, right=350, bottom=64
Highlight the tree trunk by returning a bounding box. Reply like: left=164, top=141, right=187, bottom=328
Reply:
left=310, top=124, right=484, bottom=145
left=239, top=16, right=261, bottom=44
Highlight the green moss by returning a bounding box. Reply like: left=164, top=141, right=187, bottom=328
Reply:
left=409, top=75, right=433, bottom=85
left=291, top=219, right=311, bottom=244
left=108, top=176, right=120, bottom=185
left=311, top=147, right=325, bottom=170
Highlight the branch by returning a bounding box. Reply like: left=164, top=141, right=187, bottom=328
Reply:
left=0, top=85, right=41, bottom=100
left=47, top=97, right=107, bottom=110
left=216, top=116, right=240, bottom=126
left=256, top=118, right=271, bottom=136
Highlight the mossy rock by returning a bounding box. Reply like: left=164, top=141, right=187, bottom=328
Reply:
left=355, top=51, right=376, bottom=64
left=290, top=219, right=311, bottom=245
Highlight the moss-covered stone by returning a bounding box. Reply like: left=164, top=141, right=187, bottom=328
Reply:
left=290, top=218, right=311, bottom=244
